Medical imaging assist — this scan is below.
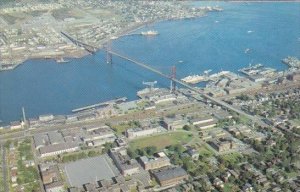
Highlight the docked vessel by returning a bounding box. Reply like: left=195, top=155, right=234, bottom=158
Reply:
left=239, top=63, right=263, bottom=73
left=110, top=36, right=118, bottom=40
left=56, top=58, right=70, bottom=63
left=181, top=75, right=206, bottom=84
left=141, top=30, right=159, bottom=36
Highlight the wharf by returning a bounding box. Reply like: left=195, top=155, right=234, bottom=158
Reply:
left=72, top=97, right=127, bottom=113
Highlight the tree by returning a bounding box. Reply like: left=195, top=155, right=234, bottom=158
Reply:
left=236, top=94, right=250, bottom=101
left=127, top=148, right=138, bottom=159
left=102, top=142, right=115, bottom=153
left=135, top=148, right=145, bottom=156
left=145, top=146, right=157, bottom=156
left=88, top=151, right=98, bottom=157
left=183, top=125, right=191, bottom=131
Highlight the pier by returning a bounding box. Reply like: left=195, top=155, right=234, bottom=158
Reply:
left=72, top=97, right=127, bottom=113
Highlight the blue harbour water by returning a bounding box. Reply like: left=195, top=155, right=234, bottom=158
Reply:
left=0, top=2, right=299, bottom=124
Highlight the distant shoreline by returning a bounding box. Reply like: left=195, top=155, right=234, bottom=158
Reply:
left=0, top=15, right=208, bottom=72
left=228, top=0, right=300, bottom=2
left=227, top=0, right=300, bottom=2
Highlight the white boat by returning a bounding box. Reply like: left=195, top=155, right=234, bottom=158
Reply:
left=56, top=58, right=69, bottom=63
left=244, top=48, right=251, bottom=54
left=204, top=69, right=212, bottom=75
left=247, top=30, right=254, bottom=34
left=181, top=75, right=206, bottom=84
left=141, top=30, right=159, bottom=36
left=110, top=36, right=118, bottom=40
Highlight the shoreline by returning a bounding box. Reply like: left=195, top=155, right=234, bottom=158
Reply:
left=0, top=13, right=210, bottom=72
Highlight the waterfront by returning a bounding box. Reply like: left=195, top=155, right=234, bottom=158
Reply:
left=0, top=2, right=300, bottom=124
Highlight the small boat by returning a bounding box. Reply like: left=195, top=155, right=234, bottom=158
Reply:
left=56, top=58, right=70, bottom=63
left=247, top=30, right=254, bottom=34
left=110, top=36, right=118, bottom=40
left=178, top=60, right=183, bottom=63
left=244, top=48, right=251, bottom=54
left=215, top=20, right=219, bottom=23
left=141, top=30, right=159, bottom=36
left=204, top=69, right=212, bottom=75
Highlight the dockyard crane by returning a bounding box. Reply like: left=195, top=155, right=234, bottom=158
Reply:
left=142, top=81, right=157, bottom=91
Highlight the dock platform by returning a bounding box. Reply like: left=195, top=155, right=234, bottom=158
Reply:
left=72, top=97, right=127, bottom=113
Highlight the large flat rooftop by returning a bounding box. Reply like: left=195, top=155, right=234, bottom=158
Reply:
left=64, top=154, right=119, bottom=187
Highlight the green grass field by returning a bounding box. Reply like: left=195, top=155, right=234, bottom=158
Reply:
left=129, top=132, right=193, bottom=151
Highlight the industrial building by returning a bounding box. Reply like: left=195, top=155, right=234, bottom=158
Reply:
left=64, top=155, right=119, bottom=188
left=161, top=115, right=188, bottom=131
left=138, top=152, right=171, bottom=170
left=151, top=166, right=189, bottom=187
left=125, top=126, right=159, bottom=139
left=209, top=137, right=236, bottom=153
left=109, top=147, right=141, bottom=176
left=80, top=125, right=116, bottom=147
left=39, top=142, right=79, bottom=158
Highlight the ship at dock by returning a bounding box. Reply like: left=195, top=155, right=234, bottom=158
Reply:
left=181, top=70, right=212, bottom=84
left=141, top=30, right=159, bottom=36
left=181, top=74, right=206, bottom=84
left=56, top=58, right=70, bottom=63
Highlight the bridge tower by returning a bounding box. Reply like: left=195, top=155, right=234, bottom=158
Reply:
left=170, top=66, right=176, bottom=93
left=105, top=41, right=112, bottom=64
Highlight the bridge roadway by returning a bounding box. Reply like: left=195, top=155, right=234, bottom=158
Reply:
left=61, top=31, right=98, bottom=53
left=108, top=51, right=266, bottom=126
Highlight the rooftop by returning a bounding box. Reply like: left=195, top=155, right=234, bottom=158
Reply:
left=152, top=167, right=188, bottom=182
left=64, top=155, right=119, bottom=188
